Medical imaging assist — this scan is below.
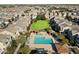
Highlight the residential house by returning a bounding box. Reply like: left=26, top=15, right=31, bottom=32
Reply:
left=0, top=34, right=13, bottom=54
left=0, top=18, right=9, bottom=29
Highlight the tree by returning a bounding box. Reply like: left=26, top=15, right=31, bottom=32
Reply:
left=62, top=29, right=77, bottom=46
left=11, top=40, right=17, bottom=47
left=17, top=45, right=31, bottom=54
left=36, top=14, right=46, bottom=20
left=52, top=24, right=61, bottom=32
left=73, top=34, right=79, bottom=46
left=49, top=17, right=56, bottom=26
left=59, top=34, right=69, bottom=44
left=16, top=34, right=27, bottom=45
left=65, top=15, right=72, bottom=21
left=0, top=22, right=7, bottom=29
left=8, top=19, right=12, bottom=23
left=6, top=39, right=17, bottom=54
left=49, top=18, right=61, bottom=32
left=21, top=14, right=25, bottom=17
left=11, top=17, right=14, bottom=21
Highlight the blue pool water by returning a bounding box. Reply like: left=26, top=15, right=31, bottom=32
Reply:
left=34, top=35, right=53, bottom=44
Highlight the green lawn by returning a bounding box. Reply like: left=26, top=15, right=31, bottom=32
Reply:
left=31, top=20, right=50, bottom=31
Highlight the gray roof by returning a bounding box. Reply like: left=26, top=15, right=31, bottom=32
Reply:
left=0, top=18, right=8, bottom=22
left=0, top=18, right=8, bottom=25
left=71, top=25, right=79, bottom=34
left=55, top=19, right=65, bottom=24
left=0, top=18, right=5, bottom=23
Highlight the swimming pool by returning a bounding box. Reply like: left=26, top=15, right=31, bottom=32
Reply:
left=34, top=35, right=53, bottom=44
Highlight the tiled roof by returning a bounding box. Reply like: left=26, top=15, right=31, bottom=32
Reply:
left=55, top=44, right=69, bottom=54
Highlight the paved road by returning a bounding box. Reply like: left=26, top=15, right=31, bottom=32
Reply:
left=14, top=43, right=22, bottom=54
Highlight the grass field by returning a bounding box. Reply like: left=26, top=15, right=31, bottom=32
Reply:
left=31, top=20, right=50, bottom=31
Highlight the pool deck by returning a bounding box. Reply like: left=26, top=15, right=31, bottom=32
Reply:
left=28, top=31, right=56, bottom=53
left=29, top=33, right=36, bottom=44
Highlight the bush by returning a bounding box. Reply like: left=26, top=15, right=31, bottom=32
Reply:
left=17, top=46, right=31, bottom=54
left=6, top=46, right=16, bottom=54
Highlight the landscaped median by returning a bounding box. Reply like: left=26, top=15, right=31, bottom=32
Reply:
left=31, top=20, right=51, bottom=31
